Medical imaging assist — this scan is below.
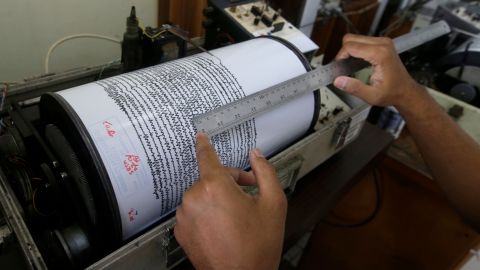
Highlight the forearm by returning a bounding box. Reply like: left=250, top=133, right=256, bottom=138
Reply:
left=397, top=84, right=480, bottom=229
left=332, top=34, right=480, bottom=229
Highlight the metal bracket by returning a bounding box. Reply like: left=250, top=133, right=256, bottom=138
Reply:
left=0, top=169, right=47, bottom=269
left=332, top=117, right=352, bottom=149
left=276, top=156, right=304, bottom=196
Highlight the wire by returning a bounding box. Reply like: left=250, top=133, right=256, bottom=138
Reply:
left=165, top=26, right=219, bottom=60
left=137, top=18, right=168, bottom=40
left=321, top=168, right=383, bottom=228
left=380, top=12, right=408, bottom=36
left=309, top=3, right=378, bottom=30
left=32, top=188, right=55, bottom=217
left=143, top=30, right=167, bottom=40
left=335, top=9, right=359, bottom=34
left=380, top=0, right=429, bottom=36
left=217, top=32, right=235, bottom=44
left=97, top=59, right=121, bottom=80
left=8, top=154, right=28, bottom=167
left=342, top=2, right=379, bottom=16
left=44, top=34, right=121, bottom=74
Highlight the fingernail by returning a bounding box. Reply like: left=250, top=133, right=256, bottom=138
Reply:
left=334, top=77, right=347, bottom=90
left=252, top=148, right=264, bottom=158
left=196, top=132, right=207, bottom=139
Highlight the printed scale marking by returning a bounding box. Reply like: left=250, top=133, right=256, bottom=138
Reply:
left=193, top=20, right=451, bottom=137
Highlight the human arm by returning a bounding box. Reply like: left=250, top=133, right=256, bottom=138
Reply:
left=174, top=133, right=287, bottom=269
left=333, top=34, right=480, bottom=230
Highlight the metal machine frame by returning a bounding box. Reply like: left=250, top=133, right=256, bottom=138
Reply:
left=0, top=56, right=370, bottom=270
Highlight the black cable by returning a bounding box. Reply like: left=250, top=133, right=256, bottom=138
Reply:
left=321, top=168, right=383, bottom=228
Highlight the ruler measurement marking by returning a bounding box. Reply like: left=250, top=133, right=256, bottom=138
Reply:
left=193, top=21, right=451, bottom=136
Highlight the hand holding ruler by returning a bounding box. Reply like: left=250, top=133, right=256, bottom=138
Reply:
left=193, top=21, right=451, bottom=137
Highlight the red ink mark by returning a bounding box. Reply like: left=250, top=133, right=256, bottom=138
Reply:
left=103, top=121, right=116, bottom=137
left=128, top=208, right=138, bottom=222
left=124, top=154, right=140, bottom=175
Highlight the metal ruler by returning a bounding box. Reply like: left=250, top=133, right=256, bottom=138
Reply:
left=193, top=20, right=451, bottom=137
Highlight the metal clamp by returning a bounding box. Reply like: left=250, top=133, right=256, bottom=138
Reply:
left=332, top=117, right=352, bottom=149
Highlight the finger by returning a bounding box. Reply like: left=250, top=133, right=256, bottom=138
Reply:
left=335, top=35, right=366, bottom=60
left=335, top=47, right=351, bottom=60
left=174, top=208, right=185, bottom=244
left=334, top=76, right=378, bottom=104
left=228, top=168, right=257, bottom=186
left=196, top=133, right=225, bottom=180
left=335, top=34, right=392, bottom=60
left=342, top=34, right=392, bottom=46
left=335, top=42, right=383, bottom=65
left=249, top=149, right=283, bottom=201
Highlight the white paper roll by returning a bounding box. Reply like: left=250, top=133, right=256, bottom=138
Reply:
left=47, top=37, right=316, bottom=240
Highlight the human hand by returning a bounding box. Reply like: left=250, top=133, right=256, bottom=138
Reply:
left=174, top=133, right=287, bottom=270
left=333, top=34, right=423, bottom=108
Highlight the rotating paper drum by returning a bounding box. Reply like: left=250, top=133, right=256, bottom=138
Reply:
left=40, top=37, right=319, bottom=242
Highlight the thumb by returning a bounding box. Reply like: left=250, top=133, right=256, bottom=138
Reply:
left=249, top=149, right=284, bottom=203
left=334, top=76, right=377, bottom=104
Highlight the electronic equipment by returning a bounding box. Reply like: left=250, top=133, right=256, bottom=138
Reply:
left=0, top=22, right=449, bottom=270
left=402, top=1, right=480, bottom=108
left=433, top=1, right=480, bottom=35
left=203, top=0, right=318, bottom=59
left=121, top=6, right=187, bottom=72
left=433, top=1, right=480, bottom=107
left=434, top=37, right=480, bottom=106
